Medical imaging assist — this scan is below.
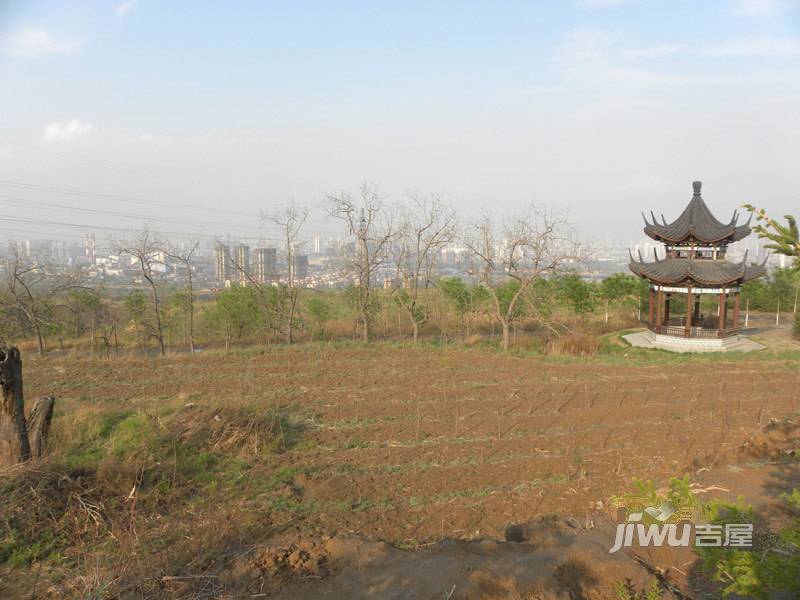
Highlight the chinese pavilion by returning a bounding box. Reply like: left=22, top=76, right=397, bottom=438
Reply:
left=628, top=181, right=767, bottom=348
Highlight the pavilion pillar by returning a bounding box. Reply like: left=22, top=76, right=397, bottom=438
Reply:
left=648, top=288, right=655, bottom=326
left=693, top=294, right=701, bottom=322
left=723, top=293, right=729, bottom=329
left=733, top=293, right=740, bottom=328
left=655, top=289, right=663, bottom=332
left=663, top=293, right=671, bottom=325
left=718, top=292, right=727, bottom=332
left=685, top=288, right=693, bottom=338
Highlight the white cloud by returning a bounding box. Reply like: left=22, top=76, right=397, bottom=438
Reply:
left=0, top=28, right=80, bottom=58
left=116, top=0, right=139, bottom=17
left=729, top=0, right=794, bottom=16
left=556, top=30, right=685, bottom=87
left=41, top=120, right=96, bottom=144
left=702, top=38, right=800, bottom=56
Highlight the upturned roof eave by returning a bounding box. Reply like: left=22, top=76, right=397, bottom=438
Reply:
left=641, top=181, right=752, bottom=245
left=643, top=225, right=747, bottom=245
left=628, top=261, right=766, bottom=287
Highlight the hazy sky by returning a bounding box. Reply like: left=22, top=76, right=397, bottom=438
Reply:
left=1, top=0, right=799, bottom=245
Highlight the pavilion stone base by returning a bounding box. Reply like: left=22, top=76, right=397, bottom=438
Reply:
left=623, top=330, right=765, bottom=353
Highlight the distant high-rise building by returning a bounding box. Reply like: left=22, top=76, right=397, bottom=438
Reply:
left=84, top=234, right=96, bottom=265
left=293, top=254, right=309, bottom=280
left=214, top=243, right=231, bottom=282
left=253, top=247, right=277, bottom=283
left=313, top=234, right=320, bottom=254
left=50, top=240, right=65, bottom=262
left=232, top=244, right=250, bottom=282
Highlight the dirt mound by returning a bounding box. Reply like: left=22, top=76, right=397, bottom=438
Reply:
left=735, top=416, right=800, bottom=462
left=213, top=516, right=690, bottom=600
left=693, top=415, right=800, bottom=471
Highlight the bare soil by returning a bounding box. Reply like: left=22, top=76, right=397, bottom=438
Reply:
left=3, top=344, right=799, bottom=598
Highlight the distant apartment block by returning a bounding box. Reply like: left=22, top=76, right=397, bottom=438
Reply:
left=85, top=234, right=96, bottom=266
left=233, top=244, right=250, bottom=282
left=253, top=247, right=277, bottom=283
left=292, top=254, right=309, bottom=280
left=214, top=243, right=231, bottom=282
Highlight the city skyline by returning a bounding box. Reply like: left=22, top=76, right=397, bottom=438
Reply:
left=1, top=1, right=799, bottom=243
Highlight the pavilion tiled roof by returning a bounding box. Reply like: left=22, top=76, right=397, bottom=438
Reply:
left=629, top=254, right=767, bottom=286
left=642, top=181, right=752, bottom=244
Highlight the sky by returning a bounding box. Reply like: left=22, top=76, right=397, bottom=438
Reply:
left=1, top=0, right=799, bottom=246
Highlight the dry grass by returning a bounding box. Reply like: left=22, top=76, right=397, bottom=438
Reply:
left=545, top=332, right=600, bottom=356
left=0, top=358, right=308, bottom=597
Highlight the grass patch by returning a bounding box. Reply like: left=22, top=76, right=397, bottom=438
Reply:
left=0, top=399, right=309, bottom=577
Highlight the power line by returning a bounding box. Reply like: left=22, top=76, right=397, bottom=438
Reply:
left=0, top=194, right=266, bottom=236
left=0, top=215, right=347, bottom=247
left=0, top=180, right=347, bottom=237
left=0, top=179, right=256, bottom=218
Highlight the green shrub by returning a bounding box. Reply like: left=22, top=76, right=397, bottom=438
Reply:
left=698, top=492, right=800, bottom=598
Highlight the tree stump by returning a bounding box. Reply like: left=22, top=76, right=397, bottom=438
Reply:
left=0, top=347, right=55, bottom=466
left=29, top=395, right=55, bottom=460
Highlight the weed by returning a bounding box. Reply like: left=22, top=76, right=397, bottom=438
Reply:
left=613, top=579, right=663, bottom=600
left=697, top=493, right=800, bottom=598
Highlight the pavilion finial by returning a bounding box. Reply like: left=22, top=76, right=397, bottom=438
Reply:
left=743, top=212, right=753, bottom=226
left=650, top=210, right=659, bottom=225
left=692, top=180, right=702, bottom=196
left=641, top=212, right=650, bottom=226
left=661, top=213, right=668, bottom=226
left=627, top=248, right=635, bottom=262
left=637, top=249, right=644, bottom=263
left=653, top=247, right=660, bottom=262
left=741, top=249, right=749, bottom=267
left=760, top=252, right=770, bottom=267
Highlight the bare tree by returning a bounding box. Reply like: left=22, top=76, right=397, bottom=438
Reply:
left=118, top=230, right=167, bottom=356
left=165, top=242, right=199, bottom=353
left=263, top=204, right=309, bottom=344
left=392, top=193, right=457, bottom=343
left=328, top=184, right=395, bottom=342
left=466, top=207, right=577, bottom=351
left=1, top=244, right=80, bottom=356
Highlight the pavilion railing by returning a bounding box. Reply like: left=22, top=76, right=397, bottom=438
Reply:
left=647, top=324, right=742, bottom=339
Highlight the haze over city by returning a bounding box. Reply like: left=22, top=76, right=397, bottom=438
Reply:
left=5, top=3, right=800, bottom=599
left=2, top=0, right=799, bottom=249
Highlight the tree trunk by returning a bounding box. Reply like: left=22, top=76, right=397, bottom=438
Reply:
left=188, top=269, right=196, bottom=354
left=412, top=320, right=419, bottom=344
left=0, top=347, right=30, bottom=465
left=361, top=309, right=370, bottom=342
left=90, top=313, right=96, bottom=354
left=28, top=396, right=55, bottom=459
left=35, top=326, right=46, bottom=357
left=745, top=297, right=750, bottom=327
left=500, top=320, right=510, bottom=351
left=286, top=289, right=297, bottom=344
left=0, top=350, right=54, bottom=466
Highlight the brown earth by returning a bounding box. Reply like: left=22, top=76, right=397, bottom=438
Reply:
left=22, top=346, right=800, bottom=546
left=4, top=345, right=800, bottom=598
